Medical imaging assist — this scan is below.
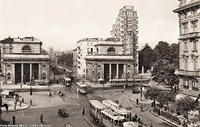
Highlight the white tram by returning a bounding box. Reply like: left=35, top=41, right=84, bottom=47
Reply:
left=123, top=122, right=139, bottom=127
left=77, top=82, right=87, bottom=94
left=101, top=108, right=125, bottom=127
left=63, top=77, right=71, bottom=87
left=89, top=100, right=106, bottom=120
left=102, top=100, right=132, bottom=121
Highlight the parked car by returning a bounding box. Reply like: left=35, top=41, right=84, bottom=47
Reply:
left=58, top=108, right=69, bottom=117
left=1, top=90, right=19, bottom=98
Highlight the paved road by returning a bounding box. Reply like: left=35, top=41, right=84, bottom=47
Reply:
left=1, top=84, right=175, bottom=127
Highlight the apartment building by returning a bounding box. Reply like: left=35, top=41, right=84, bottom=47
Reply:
left=174, top=0, right=200, bottom=96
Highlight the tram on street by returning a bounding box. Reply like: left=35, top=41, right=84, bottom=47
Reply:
left=63, top=77, right=71, bottom=87
left=101, top=108, right=125, bottom=127
left=77, top=82, right=87, bottom=94
left=102, top=100, right=132, bottom=121
left=123, top=122, right=139, bottom=127
left=89, top=100, right=107, bottom=120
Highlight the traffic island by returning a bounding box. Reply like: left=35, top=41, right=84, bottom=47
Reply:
left=2, top=100, right=30, bottom=112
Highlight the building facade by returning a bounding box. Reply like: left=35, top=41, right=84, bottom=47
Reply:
left=110, top=6, right=138, bottom=73
left=85, top=38, right=134, bottom=83
left=174, top=0, right=200, bottom=96
left=76, top=38, right=100, bottom=78
left=0, top=37, right=50, bottom=84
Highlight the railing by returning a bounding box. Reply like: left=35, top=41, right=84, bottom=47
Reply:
left=192, top=87, right=199, bottom=91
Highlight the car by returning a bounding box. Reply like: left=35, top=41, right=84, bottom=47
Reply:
left=1, top=90, right=19, bottom=98
left=58, top=108, right=69, bottom=117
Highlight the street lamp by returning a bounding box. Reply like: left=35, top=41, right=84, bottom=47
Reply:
left=140, top=75, right=142, bottom=101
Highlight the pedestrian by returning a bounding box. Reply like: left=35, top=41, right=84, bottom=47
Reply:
left=30, top=100, right=32, bottom=106
left=22, top=98, right=24, bottom=103
left=82, top=108, right=85, bottom=116
left=19, top=100, right=22, bottom=107
left=12, top=115, right=16, bottom=125
left=140, top=105, right=143, bottom=112
left=4, top=104, right=8, bottom=112
left=150, top=123, right=153, bottom=127
left=40, top=114, right=43, bottom=124
left=136, top=98, right=139, bottom=105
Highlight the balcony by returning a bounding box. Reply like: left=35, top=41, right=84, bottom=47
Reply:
left=179, top=32, right=200, bottom=40
left=175, top=69, right=200, bottom=77
left=183, top=85, right=189, bottom=89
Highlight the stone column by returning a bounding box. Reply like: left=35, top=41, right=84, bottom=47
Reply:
left=39, top=64, right=41, bottom=80
left=116, top=64, right=119, bottom=79
left=12, top=64, right=15, bottom=83
left=123, top=64, right=127, bottom=79
left=21, top=63, right=24, bottom=83
left=109, top=64, right=112, bottom=80
left=30, top=63, right=32, bottom=81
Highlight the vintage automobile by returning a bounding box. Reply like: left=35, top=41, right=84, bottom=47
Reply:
left=1, top=90, right=19, bottom=98
left=58, top=108, right=69, bottom=117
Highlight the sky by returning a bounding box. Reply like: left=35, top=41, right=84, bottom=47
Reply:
left=0, top=0, right=179, bottom=51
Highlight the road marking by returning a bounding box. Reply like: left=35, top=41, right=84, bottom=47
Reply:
left=22, top=110, right=24, bottom=117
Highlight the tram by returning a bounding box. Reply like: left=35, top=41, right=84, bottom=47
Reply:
left=102, top=100, right=132, bottom=121
left=77, top=82, right=87, bottom=94
left=63, top=77, right=71, bottom=87
left=123, top=122, right=139, bottom=127
left=89, top=100, right=106, bottom=120
left=101, top=108, right=125, bottom=127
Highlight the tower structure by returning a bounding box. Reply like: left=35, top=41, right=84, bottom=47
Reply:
left=111, top=6, right=138, bottom=73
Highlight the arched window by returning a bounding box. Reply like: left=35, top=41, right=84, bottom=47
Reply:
left=107, top=47, right=115, bottom=54
left=22, top=45, right=32, bottom=53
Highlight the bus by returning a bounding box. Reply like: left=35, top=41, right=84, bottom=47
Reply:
left=101, top=108, right=125, bottom=127
left=63, top=77, right=71, bottom=87
left=102, top=100, right=132, bottom=121
left=89, top=100, right=107, bottom=120
left=77, top=82, right=87, bottom=94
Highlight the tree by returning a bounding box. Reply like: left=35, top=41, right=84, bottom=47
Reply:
left=144, top=87, right=162, bottom=107
left=139, top=43, right=155, bottom=73
left=157, top=91, right=176, bottom=109
left=152, top=59, right=179, bottom=86
left=176, top=96, right=197, bottom=120
left=154, top=41, right=170, bottom=61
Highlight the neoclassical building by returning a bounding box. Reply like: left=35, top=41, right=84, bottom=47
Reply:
left=85, top=39, right=134, bottom=82
left=174, top=0, right=200, bottom=96
left=0, top=37, right=50, bottom=84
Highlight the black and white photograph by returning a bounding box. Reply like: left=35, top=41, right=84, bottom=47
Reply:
left=0, top=0, right=200, bottom=127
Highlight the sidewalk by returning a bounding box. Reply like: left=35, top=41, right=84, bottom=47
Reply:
left=2, top=99, right=30, bottom=112
left=1, top=83, right=63, bottom=91
left=84, top=81, right=111, bottom=88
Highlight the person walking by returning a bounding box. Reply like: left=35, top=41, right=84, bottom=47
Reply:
left=40, top=114, right=43, bottom=124
left=12, top=115, right=16, bottom=125
left=82, top=108, right=85, bottom=116
left=136, top=98, right=139, bottom=105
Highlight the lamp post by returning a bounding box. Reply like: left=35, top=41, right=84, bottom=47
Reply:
left=140, top=75, right=142, bottom=101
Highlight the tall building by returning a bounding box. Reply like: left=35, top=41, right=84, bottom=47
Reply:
left=174, top=0, right=200, bottom=96
left=110, top=6, right=138, bottom=73
left=76, top=38, right=100, bottom=78
left=0, top=37, right=50, bottom=84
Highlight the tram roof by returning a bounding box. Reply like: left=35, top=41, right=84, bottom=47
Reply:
left=64, top=77, right=71, bottom=81
left=89, top=100, right=106, bottom=109
left=102, top=100, right=131, bottom=114
left=123, top=122, right=139, bottom=127
left=77, top=82, right=87, bottom=87
left=101, top=109, right=125, bottom=121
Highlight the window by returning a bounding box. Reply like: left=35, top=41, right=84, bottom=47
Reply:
left=191, top=20, right=198, bottom=32
left=3, top=48, right=6, bottom=54
left=22, top=45, right=32, bottom=53
left=184, top=42, right=187, bottom=51
left=185, top=59, right=188, bottom=70
left=192, top=81, right=198, bottom=90
left=182, top=23, right=188, bottom=34
left=107, top=47, right=115, bottom=54
left=183, top=79, right=189, bottom=89
left=193, top=40, right=197, bottom=51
